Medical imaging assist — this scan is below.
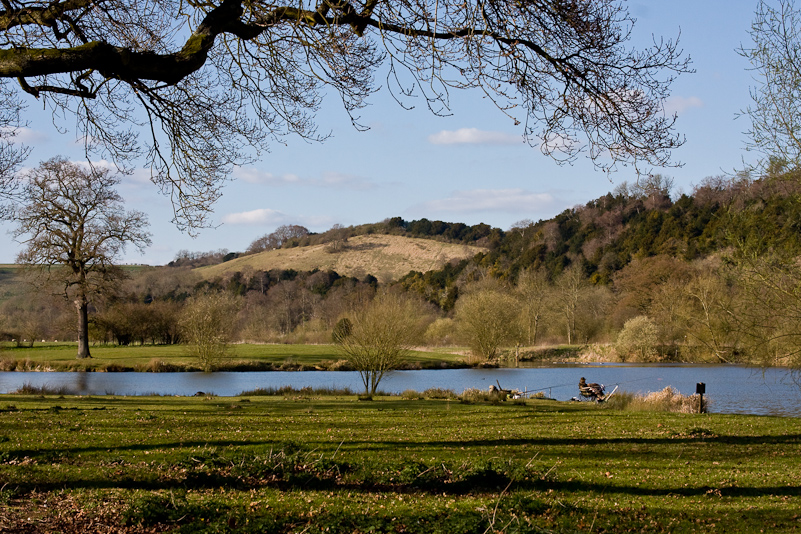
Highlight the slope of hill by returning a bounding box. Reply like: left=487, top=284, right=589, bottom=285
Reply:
left=196, top=234, right=487, bottom=282
left=0, top=264, right=25, bottom=304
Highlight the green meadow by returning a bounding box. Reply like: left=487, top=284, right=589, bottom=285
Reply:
left=1, top=394, right=799, bottom=533
left=0, top=342, right=468, bottom=372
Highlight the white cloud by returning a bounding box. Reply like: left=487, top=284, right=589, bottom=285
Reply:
left=411, top=188, right=556, bottom=215
left=234, top=168, right=300, bottom=185
left=318, top=171, right=375, bottom=190
left=665, top=96, right=703, bottom=115
left=219, top=209, right=340, bottom=230
left=3, top=127, right=50, bottom=145
left=221, top=208, right=287, bottom=225
left=428, top=128, right=521, bottom=146
left=233, top=167, right=375, bottom=190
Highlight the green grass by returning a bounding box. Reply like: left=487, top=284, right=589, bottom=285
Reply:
left=0, top=342, right=469, bottom=371
left=0, top=394, right=799, bottom=533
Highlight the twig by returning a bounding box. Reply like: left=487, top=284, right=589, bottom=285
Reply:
left=541, top=460, right=560, bottom=480
left=332, top=439, right=345, bottom=458
left=483, top=479, right=513, bottom=534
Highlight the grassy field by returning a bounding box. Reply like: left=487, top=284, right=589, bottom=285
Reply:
left=0, top=342, right=469, bottom=372
left=0, top=394, right=799, bottom=533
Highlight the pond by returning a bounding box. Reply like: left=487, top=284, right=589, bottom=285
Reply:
left=1, top=364, right=799, bottom=417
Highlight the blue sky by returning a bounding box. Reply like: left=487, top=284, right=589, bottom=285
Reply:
left=1, top=1, right=762, bottom=265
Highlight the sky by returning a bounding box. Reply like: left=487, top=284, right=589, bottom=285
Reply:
left=0, top=1, right=764, bottom=266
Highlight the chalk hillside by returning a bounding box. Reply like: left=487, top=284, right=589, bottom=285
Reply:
left=196, top=234, right=487, bottom=282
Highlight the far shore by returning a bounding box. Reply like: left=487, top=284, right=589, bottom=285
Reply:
left=0, top=341, right=762, bottom=372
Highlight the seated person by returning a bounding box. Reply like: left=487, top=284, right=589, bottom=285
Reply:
left=579, top=377, right=605, bottom=400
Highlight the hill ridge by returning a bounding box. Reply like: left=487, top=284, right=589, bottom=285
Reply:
left=197, top=234, right=487, bottom=282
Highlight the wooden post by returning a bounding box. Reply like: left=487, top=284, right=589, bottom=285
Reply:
left=696, top=382, right=706, bottom=413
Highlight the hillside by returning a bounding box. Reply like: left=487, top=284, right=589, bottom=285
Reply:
left=0, top=264, right=25, bottom=304
left=196, top=234, right=487, bottom=282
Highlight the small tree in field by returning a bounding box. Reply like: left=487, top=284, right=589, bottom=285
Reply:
left=335, top=292, right=429, bottom=397
left=180, top=292, right=240, bottom=372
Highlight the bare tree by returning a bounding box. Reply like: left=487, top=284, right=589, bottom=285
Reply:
left=0, top=0, right=689, bottom=230
left=11, top=157, right=151, bottom=358
left=335, top=292, right=429, bottom=397
left=554, top=263, right=588, bottom=345
left=680, top=267, right=740, bottom=363
left=516, top=267, right=550, bottom=345
left=740, top=0, right=801, bottom=168
left=180, top=292, right=241, bottom=371
left=455, top=287, right=521, bottom=361
left=0, top=82, right=29, bottom=217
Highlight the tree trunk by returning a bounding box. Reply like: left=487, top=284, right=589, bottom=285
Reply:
left=76, top=295, right=92, bottom=359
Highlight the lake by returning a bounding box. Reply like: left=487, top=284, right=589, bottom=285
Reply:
left=1, top=364, right=799, bottom=417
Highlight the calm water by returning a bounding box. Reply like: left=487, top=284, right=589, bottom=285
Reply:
left=1, top=364, right=799, bottom=417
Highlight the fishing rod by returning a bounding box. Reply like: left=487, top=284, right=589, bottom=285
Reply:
left=518, top=374, right=663, bottom=398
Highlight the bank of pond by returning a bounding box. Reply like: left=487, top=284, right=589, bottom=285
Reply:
left=1, top=364, right=799, bottom=417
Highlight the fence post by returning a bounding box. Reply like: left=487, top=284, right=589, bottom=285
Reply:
left=696, top=382, right=706, bottom=413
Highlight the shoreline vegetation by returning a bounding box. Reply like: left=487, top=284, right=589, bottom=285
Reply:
left=0, top=342, right=759, bottom=373
left=0, top=393, right=798, bottom=533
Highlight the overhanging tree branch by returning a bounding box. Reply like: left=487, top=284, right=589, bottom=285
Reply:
left=0, top=0, right=690, bottom=230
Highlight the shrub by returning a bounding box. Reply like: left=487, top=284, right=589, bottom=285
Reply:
left=238, top=386, right=356, bottom=397
left=13, top=382, right=71, bottom=395
left=422, top=387, right=457, bottom=399
left=606, top=386, right=706, bottom=413
left=423, top=317, right=457, bottom=346
left=455, top=289, right=521, bottom=361
left=616, top=315, right=659, bottom=361
left=179, top=292, right=241, bottom=372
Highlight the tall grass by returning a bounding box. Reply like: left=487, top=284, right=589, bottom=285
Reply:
left=12, top=382, right=72, bottom=395
left=606, top=386, right=706, bottom=413
left=238, top=385, right=358, bottom=396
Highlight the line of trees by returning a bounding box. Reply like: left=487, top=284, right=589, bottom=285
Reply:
left=4, top=245, right=796, bottom=368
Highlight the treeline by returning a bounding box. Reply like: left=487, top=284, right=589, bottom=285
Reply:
left=3, top=169, right=801, bottom=366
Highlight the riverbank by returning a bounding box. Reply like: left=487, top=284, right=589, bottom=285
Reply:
left=1, top=394, right=799, bottom=533
left=0, top=342, right=474, bottom=372
left=0, top=342, right=734, bottom=373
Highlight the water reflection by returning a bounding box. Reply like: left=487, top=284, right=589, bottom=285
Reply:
left=0, top=364, right=799, bottom=417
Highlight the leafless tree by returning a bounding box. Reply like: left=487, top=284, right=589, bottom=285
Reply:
left=455, top=287, right=521, bottom=361
left=0, top=0, right=689, bottom=230
left=0, top=82, right=29, bottom=217
left=516, top=267, right=550, bottom=345
left=740, top=0, right=801, bottom=169
left=335, top=291, right=429, bottom=396
left=180, top=292, right=240, bottom=371
left=11, top=157, right=151, bottom=358
left=554, top=263, right=587, bottom=345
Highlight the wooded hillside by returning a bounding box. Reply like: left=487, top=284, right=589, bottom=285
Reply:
left=3, top=170, right=801, bottom=367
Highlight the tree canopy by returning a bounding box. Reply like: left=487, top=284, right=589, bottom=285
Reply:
left=1, top=0, right=689, bottom=230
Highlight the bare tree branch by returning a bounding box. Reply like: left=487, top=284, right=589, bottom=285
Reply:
left=0, top=0, right=690, bottom=231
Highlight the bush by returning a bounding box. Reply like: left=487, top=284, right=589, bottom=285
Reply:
left=238, top=386, right=356, bottom=397
left=423, top=317, right=457, bottom=346
left=616, top=315, right=659, bottom=361
left=454, top=289, right=521, bottom=361
left=13, top=382, right=71, bottom=395
left=179, top=292, right=241, bottom=372
left=422, top=387, right=457, bottom=399
left=605, top=386, right=706, bottom=413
